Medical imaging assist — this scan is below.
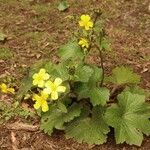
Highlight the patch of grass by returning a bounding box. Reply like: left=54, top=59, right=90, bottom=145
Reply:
left=24, top=31, right=47, bottom=48
left=24, top=31, right=44, bottom=46
left=23, top=31, right=52, bottom=56
left=32, top=4, right=51, bottom=15
left=0, top=0, right=29, bottom=11
left=0, top=48, right=13, bottom=60
left=0, top=101, right=32, bottom=124
left=25, top=31, right=43, bottom=40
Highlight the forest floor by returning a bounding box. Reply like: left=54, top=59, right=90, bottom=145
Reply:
left=0, top=0, right=150, bottom=149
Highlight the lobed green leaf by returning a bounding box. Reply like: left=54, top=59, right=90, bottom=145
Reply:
left=65, top=106, right=110, bottom=145
left=57, top=0, right=69, bottom=11
left=75, top=83, right=109, bottom=106
left=73, top=65, right=93, bottom=83
left=106, top=66, right=140, bottom=85
left=58, top=42, right=84, bottom=61
left=40, top=103, right=82, bottom=135
left=105, top=91, right=150, bottom=146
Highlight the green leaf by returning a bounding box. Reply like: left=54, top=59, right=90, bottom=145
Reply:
left=0, top=32, right=7, bottom=41
left=57, top=0, right=69, bottom=11
left=124, top=86, right=149, bottom=97
left=75, top=83, right=109, bottom=106
left=74, top=65, right=93, bottom=82
left=75, top=83, right=89, bottom=99
left=105, top=91, right=150, bottom=146
left=57, top=101, right=67, bottom=113
left=51, top=62, right=69, bottom=81
left=100, top=38, right=111, bottom=51
left=65, top=106, right=110, bottom=145
left=15, top=75, right=32, bottom=102
left=88, top=65, right=102, bottom=87
left=90, top=87, right=110, bottom=106
left=58, top=42, right=84, bottom=61
left=40, top=103, right=81, bottom=135
left=106, top=66, right=140, bottom=85
left=44, top=61, right=54, bottom=74
left=93, top=20, right=103, bottom=33
left=0, top=48, right=13, bottom=60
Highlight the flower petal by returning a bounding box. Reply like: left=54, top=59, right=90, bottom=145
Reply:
left=54, top=78, right=62, bottom=86
left=81, top=15, right=86, bottom=20
left=84, top=15, right=91, bottom=21
left=1, top=83, right=7, bottom=89
left=45, top=80, right=53, bottom=88
left=39, top=68, right=46, bottom=75
left=32, top=80, right=36, bottom=86
left=85, top=25, right=90, bottom=30
left=57, top=86, right=66, bottom=93
left=51, top=92, right=58, bottom=100
left=42, top=101, right=49, bottom=112
left=32, top=94, right=39, bottom=101
left=78, top=40, right=83, bottom=45
left=79, top=21, right=84, bottom=27
left=32, top=73, right=38, bottom=79
left=41, top=92, right=49, bottom=99
left=88, top=21, right=93, bottom=28
left=34, top=100, right=41, bottom=110
left=44, top=73, right=50, bottom=80
left=43, top=88, right=51, bottom=94
left=0, top=83, right=7, bottom=93
left=8, top=88, right=15, bottom=94
left=38, top=80, right=45, bottom=88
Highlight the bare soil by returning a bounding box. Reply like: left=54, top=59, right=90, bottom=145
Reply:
left=0, top=0, right=150, bottom=149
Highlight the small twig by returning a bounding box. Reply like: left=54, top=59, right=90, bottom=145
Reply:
left=6, top=122, right=39, bottom=132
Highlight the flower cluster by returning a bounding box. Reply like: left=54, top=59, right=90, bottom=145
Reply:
left=0, top=83, right=15, bottom=94
left=78, top=14, right=93, bottom=50
left=32, top=68, right=66, bottom=112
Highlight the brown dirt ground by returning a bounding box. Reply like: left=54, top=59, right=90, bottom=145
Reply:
left=0, top=0, right=150, bottom=149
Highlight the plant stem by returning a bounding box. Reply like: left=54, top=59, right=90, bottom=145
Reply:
left=84, top=10, right=105, bottom=87
left=99, top=50, right=104, bottom=87
left=89, top=10, right=102, bottom=50
left=95, top=44, right=104, bottom=87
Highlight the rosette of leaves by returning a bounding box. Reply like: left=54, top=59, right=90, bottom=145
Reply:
left=16, top=29, right=150, bottom=147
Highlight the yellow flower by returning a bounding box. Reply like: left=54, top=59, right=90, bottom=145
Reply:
left=32, top=68, right=50, bottom=88
left=78, top=38, right=89, bottom=48
left=43, top=78, right=66, bottom=100
left=32, top=92, right=49, bottom=112
left=79, top=14, right=93, bottom=30
left=0, top=83, right=15, bottom=94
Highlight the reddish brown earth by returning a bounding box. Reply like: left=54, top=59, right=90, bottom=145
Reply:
left=0, top=0, right=150, bottom=149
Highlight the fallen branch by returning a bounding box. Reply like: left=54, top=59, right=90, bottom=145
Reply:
left=5, top=122, right=39, bottom=132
